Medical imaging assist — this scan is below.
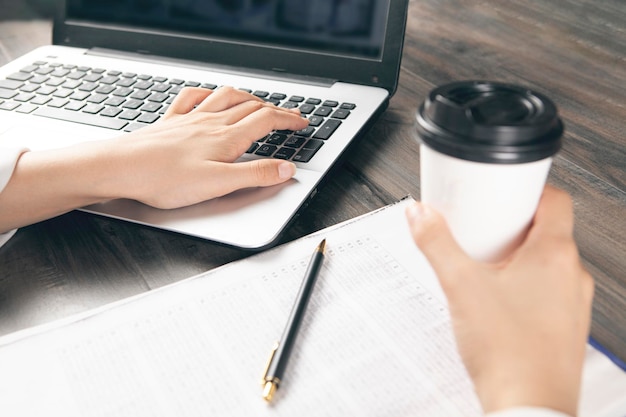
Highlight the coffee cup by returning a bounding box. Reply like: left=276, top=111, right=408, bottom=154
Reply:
left=415, top=81, right=563, bottom=262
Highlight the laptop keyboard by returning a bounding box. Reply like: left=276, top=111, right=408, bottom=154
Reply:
left=0, top=61, right=356, bottom=163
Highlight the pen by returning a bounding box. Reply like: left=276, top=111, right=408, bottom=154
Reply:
left=261, top=239, right=327, bottom=403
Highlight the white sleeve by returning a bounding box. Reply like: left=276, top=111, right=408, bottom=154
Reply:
left=486, top=407, right=572, bottom=417
left=0, top=147, right=28, bottom=248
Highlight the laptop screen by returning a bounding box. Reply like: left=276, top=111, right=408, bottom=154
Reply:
left=66, top=0, right=390, bottom=61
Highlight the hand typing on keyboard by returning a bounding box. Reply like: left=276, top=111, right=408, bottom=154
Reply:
left=0, top=86, right=309, bottom=233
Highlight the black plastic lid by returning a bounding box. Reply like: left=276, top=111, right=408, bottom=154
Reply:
left=416, top=81, right=563, bottom=164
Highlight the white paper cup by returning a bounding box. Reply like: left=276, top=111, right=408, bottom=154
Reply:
left=416, top=81, right=563, bottom=262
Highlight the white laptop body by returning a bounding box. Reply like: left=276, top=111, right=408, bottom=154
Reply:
left=0, top=0, right=409, bottom=249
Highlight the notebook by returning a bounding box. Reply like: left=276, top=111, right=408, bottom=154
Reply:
left=0, top=0, right=409, bottom=249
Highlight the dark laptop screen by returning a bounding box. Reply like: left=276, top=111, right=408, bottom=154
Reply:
left=66, top=0, right=390, bottom=61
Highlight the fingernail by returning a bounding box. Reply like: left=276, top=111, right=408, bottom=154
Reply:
left=405, top=202, right=426, bottom=222
left=278, top=162, right=296, bottom=179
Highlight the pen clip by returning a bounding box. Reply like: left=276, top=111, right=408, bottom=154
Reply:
left=261, top=341, right=279, bottom=384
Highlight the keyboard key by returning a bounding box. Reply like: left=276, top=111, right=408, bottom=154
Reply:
left=313, top=106, right=333, bottom=117
left=340, top=102, right=356, bottom=110
left=67, top=71, right=87, bottom=80
left=112, top=87, right=133, bottom=97
left=47, top=98, right=68, bottom=108
left=303, top=139, right=324, bottom=150
left=104, top=96, right=125, bottom=106
left=253, top=90, right=269, bottom=98
left=62, top=79, right=81, bottom=89
left=65, top=100, right=86, bottom=111
left=0, top=79, right=24, bottom=90
left=30, top=95, right=51, bottom=105
left=284, top=135, right=306, bottom=148
left=20, top=83, right=40, bottom=93
left=246, top=142, right=259, bottom=153
left=137, top=112, right=160, bottom=124
left=293, top=147, right=320, bottom=163
left=134, top=80, right=154, bottom=90
left=298, top=103, right=315, bottom=114
left=124, top=122, right=149, bottom=132
left=78, top=82, right=98, bottom=92
left=69, top=91, right=90, bottom=101
left=36, top=85, right=57, bottom=95
left=267, top=133, right=288, bottom=145
left=140, top=102, right=162, bottom=112
left=255, top=144, right=277, bottom=156
left=82, top=103, right=104, bottom=114
left=151, top=83, right=171, bottom=93
left=289, top=95, right=304, bottom=102
left=101, top=107, right=123, bottom=117
left=34, top=67, right=55, bottom=75
left=45, top=77, right=65, bottom=87
left=118, top=109, right=140, bottom=120
left=53, top=88, right=73, bottom=98
left=100, top=75, right=120, bottom=85
left=122, top=99, right=143, bottom=109
left=312, top=119, right=341, bottom=140
left=16, top=103, right=37, bottom=114
left=116, top=78, right=136, bottom=87
left=308, top=115, right=324, bottom=126
left=20, top=64, right=39, bottom=73
left=95, top=85, right=115, bottom=94
left=0, top=89, right=18, bottom=99
left=0, top=101, right=20, bottom=111
left=147, top=92, right=169, bottom=103
left=322, top=100, right=338, bottom=107
left=274, top=147, right=296, bottom=160
left=281, top=101, right=298, bottom=109
left=86, top=93, right=108, bottom=104
left=331, top=109, right=350, bottom=119
left=13, top=93, right=35, bottom=102
left=269, top=92, right=286, bottom=101
left=130, top=90, right=151, bottom=100
left=51, top=68, right=71, bottom=77
left=305, top=98, right=321, bottom=105
left=29, top=75, right=49, bottom=84
left=8, top=72, right=32, bottom=82
left=294, top=126, right=315, bottom=137
left=33, top=106, right=128, bottom=129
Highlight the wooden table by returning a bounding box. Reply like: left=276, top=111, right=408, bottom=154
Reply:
left=1, top=1, right=625, bottom=363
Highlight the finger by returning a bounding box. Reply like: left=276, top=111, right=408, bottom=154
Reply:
left=405, top=201, right=475, bottom=291
left=529, top=185, right=574, bottom=239
left=165, top=87, right=213, bottom=116
left=194, top=86, right=264, bottom=113
left=210, top=159, right=296, bottom=196
left=213, top=99, right=302, bottom=126
left=228, top=105, right=308, bottom=142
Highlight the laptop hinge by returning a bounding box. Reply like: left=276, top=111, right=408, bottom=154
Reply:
left=86, top=48, right=336, bottom=88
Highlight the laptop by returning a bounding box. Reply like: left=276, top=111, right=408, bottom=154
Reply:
left=0, top=0, right=409, bottom=249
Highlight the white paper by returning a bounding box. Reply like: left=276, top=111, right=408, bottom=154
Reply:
left=0, top=199, right=624, bottom=416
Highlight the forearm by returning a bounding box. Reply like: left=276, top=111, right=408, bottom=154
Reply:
left=0, top=140, right=122, bottom=232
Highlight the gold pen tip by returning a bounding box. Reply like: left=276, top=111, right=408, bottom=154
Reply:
left=263, top=381, right=278, bottom=402
left=318, top=239, right=326, bottom=254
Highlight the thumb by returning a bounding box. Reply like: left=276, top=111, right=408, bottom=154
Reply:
left=405, top=201, right=474, bottom=290
left=218, top=159, right=296, bottom=194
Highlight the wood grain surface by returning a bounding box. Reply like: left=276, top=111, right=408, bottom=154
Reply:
left=1, top=0, right=625, bottom=363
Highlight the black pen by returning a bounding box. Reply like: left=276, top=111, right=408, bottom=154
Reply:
left=261, top=239, right=327, bottom=403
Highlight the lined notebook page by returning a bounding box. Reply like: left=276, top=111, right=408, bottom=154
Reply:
left=0, top=199, right=624, bottom=416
